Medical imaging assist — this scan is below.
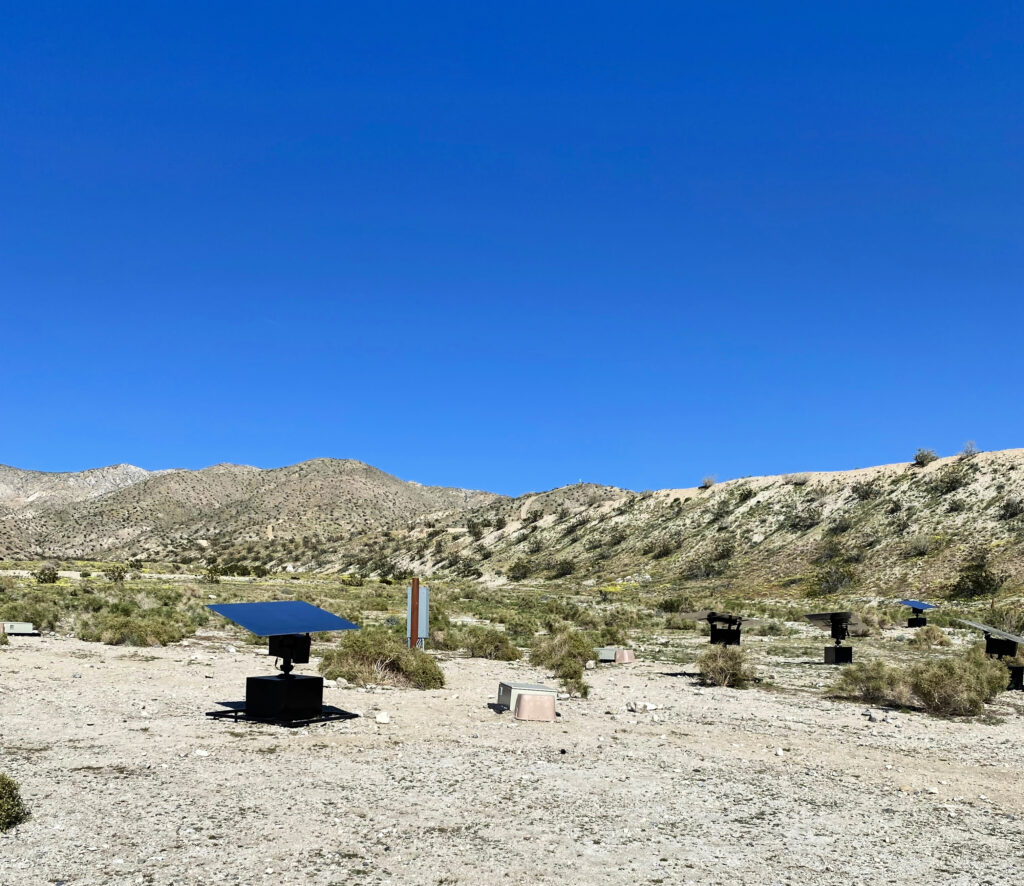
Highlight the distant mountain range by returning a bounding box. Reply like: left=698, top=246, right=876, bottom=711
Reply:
left=3, top=451, right=1023, bottom=595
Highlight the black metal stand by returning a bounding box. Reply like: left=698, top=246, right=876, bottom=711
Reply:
left=1007, top=665, right=1024, bottom=692
left=825, top=643, right=853, bottom=664
left=908, top=616, right=927, bottom=628
left=205, top=702, right=358, bottom=728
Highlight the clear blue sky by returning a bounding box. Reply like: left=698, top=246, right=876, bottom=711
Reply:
left=2, top=3, right=1021, bottom=495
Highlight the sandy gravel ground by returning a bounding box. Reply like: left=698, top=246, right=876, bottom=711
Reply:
left=2, top=631, right=1023, bottom=886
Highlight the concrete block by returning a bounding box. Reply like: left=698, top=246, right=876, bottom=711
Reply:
left=513, top=693, right=556, bottom=722
left=614, top=649, right=635, bottom=664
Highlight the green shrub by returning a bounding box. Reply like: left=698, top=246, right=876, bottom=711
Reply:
left=0, top=631, right=8, bottom=646
left=913, top=448, right=939, bottom=467
left=531, top=629, right=595, bottom=696
left=950, top=549, right=1007, bottom=599
left=697, top=646, right=753, bottom=688
left=319, top=629, right=444, bottom=689
left=830, top=660, right=907, bottom=705
left=0, top=773, right=28, bottom=831
left=33, top=564, right=59, bottom=584
left=908, top=648, right=1008, bottom=716
left=664, top=614, right=698, bottom=631
left=104, top=565, right=128, bottom=583
left=501, top=612, right=539, bottom=645
left=461, top=626, right=520, bottom=661
left=76, top=614, right=191, bottom=646
left=506, top=559, right=531, bottom=581
left=549, top=558, right=575, bottom=578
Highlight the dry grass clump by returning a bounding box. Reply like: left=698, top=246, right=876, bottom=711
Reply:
left=0, top=773, right=29, bottom=831
left=319, top=629, right=444, bottom=689
left=697, top=646, right=754, bottom=688
left=530, top=629, right=595, bottom=697
left=910, top=625, right=951, bottom=649
left=0, top=631, right=8, bottom=647
left=831, top=648, right=1008, bottom=716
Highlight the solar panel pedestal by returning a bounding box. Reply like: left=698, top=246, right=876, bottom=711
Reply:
left=824, top=645, right=853, bottom=665
left=709, top=625, right=741, bottom=646
left=908, top=616, right=927, bottom=628
left=245, top=674, right=323, bottom=721
left=1008, top=665, right=1024, bottom=692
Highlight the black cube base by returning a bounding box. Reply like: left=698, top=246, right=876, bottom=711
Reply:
left=709, top=626, right=741, bottom=646
left=245, top=674, right=323, bottom=720
left=824, top=645, right=853, bottom=665
left=908, top=617, right=927, bottom=628
left=1008, top=665, right=1024, bottom=692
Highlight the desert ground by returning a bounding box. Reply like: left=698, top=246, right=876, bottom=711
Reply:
left=2, top=626, right=1023, bottom=886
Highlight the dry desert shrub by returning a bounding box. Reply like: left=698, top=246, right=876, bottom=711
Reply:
left=830, top=648, right=1007, bottom=716
left=530, top=629, right=595, bottom=697
left=907, top=648, right=1008, bottom=716
left=910, top=625, right=952, bottom=649
left=697, top=646, right=753, bottom=689
left=319, top=628, right=444, bottom=689
left=460, top=626, right=520, bottom=661
left=830, top=660, right=910, bottom=706
left=0, top=631, right=8, bottom=647
left=0, top=773, right=29, bottom=832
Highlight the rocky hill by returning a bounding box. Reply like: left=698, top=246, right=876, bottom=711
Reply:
left=4, top=450, right=1024, bottom=596
left=0, top=459, right=498, bottom=562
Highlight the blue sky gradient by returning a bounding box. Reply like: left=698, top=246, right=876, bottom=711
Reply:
left=2, top=3, right=1022, bottom=494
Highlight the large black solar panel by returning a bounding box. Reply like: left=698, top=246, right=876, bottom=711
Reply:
left=899, top=599, right=936, bottom=611
left=207, top=601, right=359, bottom=637
left=955, top=618, right=1024, bottom=645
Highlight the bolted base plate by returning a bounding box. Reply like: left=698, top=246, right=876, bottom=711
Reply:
left=824, top=645, right=853, bottom=665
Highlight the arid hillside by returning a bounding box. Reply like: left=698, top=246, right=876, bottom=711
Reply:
left=4, top=449, right=1024, bottom=596
left=0, top=459, right=498, bottom=562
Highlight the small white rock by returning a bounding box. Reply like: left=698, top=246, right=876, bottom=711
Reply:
left=375, top=711, right=391, bottom=724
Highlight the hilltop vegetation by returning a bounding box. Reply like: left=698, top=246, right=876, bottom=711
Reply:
left=3, top=449, right=1024, bottom=599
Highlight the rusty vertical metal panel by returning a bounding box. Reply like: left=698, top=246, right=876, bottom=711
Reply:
left=408, top=577, right=419, bottom=649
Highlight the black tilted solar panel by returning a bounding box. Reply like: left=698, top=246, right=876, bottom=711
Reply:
left=955, top=618, right=1024, bottom=645
left=207, top=601, right=359, bottom=637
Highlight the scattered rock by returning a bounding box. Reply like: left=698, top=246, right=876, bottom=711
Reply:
left=375, top=711, right=391, bottom=725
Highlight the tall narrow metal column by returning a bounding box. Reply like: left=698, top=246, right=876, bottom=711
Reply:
left=409, top=576, right=420, bottom=649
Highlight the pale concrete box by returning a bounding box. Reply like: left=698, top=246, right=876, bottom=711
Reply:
left=1, top=622, right=39, bottom=636
left=614, top=649, right=635, bottom=664
left=514, top=693, right=556, bottom=722
left=596, top=646, right=618, bottom=662
left=497, top=682, right=557, bottom=712
left=597, top=646, right=635, bottom=664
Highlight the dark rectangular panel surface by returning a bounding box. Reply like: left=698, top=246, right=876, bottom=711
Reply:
left=207, top=601, right=359, bottom=636
left=899, top=599, right=937, bottom=611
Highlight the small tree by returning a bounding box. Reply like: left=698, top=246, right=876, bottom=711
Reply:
left=104, top=564, right=128, bottom=584
left=913, top=448, right=939, bottom=467
left=699, top=475, right=716, bottom=491
left=33, top=564, right=59, bottom=584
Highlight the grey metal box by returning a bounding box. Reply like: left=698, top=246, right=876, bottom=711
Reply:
left=497, top=681, right=557, bottom=711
